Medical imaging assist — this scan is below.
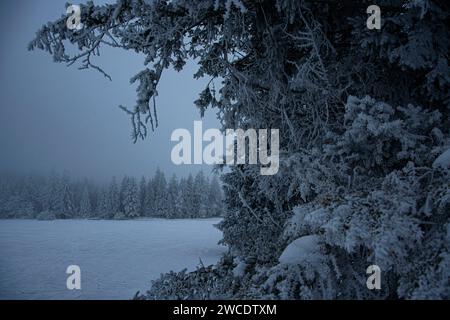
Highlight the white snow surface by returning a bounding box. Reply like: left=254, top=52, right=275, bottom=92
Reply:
left=232, top=259, right=247, bottom=278
left=278, top=235, right=322, bottom=265
left=0, top=218, right=226, bottom=300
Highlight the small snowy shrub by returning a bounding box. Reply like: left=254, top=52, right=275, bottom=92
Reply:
left=113, top=212, right=127, bottom=220
left=36, top=211, right=56, bottom=221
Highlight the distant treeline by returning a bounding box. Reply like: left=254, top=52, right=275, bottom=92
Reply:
left=0, top=169, right=224, bottom=220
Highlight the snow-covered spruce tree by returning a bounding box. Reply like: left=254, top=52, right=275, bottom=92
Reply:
left=79, top=186, right=92, bottom=218
left=153, top=168, right=168, bottom=217
left=139, top=176, right=147, bottom=216
left=176, top=177, right=188, bottom=218
left=31, top=0, right=449, bottom=299
left=208, top=176, right=224, bottom=217
left=122, top=176, right=140, bottom=218
left=144, top=177, right=156, bottom=216
left=97, top=188, right=110, bottom=219
left=119, top=175, right=131, bottom=216
left=0, top=177, right=8, bottom=218
left=193, top=171, right=208, bottom=218
left=109, top=176, right=121, bottom=217
left=58, top=174, right=76, bottom=218
left=40, top=173, right=74, bottom=218
left=20, top=175, right=41, bottom=217
left=0, top=174, right=36, bottom=219
left=182, top=174, right=196, bottom=218
left=2, top=195, right=34, bottom=219
left=166, top=174, right=180, bottom=218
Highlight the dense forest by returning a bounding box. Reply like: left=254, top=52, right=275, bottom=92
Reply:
left=30, top=0, right=449, bottom=299
left=0, top=170, right=224, bottom=220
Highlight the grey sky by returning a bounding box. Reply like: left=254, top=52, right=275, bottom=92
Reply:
left=0, top=0, right=220, bottom=181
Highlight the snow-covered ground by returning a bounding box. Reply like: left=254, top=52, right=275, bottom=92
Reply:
left=0, top=218, right=225, bottom=300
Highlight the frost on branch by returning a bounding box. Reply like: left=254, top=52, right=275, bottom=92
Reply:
left=433, top=148, right=450, bottom=169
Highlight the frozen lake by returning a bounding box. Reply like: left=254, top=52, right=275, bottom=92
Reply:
left=0, top=218, right=225, bottom=300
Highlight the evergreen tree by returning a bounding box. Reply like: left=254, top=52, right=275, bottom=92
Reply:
left=153, top=168, right=168, bottom=217
left=59, top=174, right=75, bottom=218
left=177, top=177, right=187, bottom=218
left=79, top=186, right=92, bottom=218
left=0, top=177, right=8, bottom=217
left=97, top=188, right=109, bottom=219
left=89, top=184, right=100, bottom=215
left=119, top=176, right=129, bottom=214
left=144, top=177, right=156, bottom=217
left=22, top=175, right=40, bottom=216
left=166, top=174, right=179, bottom=218
left=208, top=176, right=224, bottom=218
left=193, top=171, right=208, bottom=218
left=109, top=176, right=120, bottom=217
left=182, top=174, right=195, bottom=218
left=47, top=173, right=63, bottom=215
left=123, top=177, right=140, bottom=218
left=139, top=176, right=147, bottom=216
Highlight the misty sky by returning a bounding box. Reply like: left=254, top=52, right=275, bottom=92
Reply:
left=0, top=0, right=220, bottom=181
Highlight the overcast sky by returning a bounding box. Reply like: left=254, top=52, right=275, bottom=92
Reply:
left=0, top=0, right=220, bottom=181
